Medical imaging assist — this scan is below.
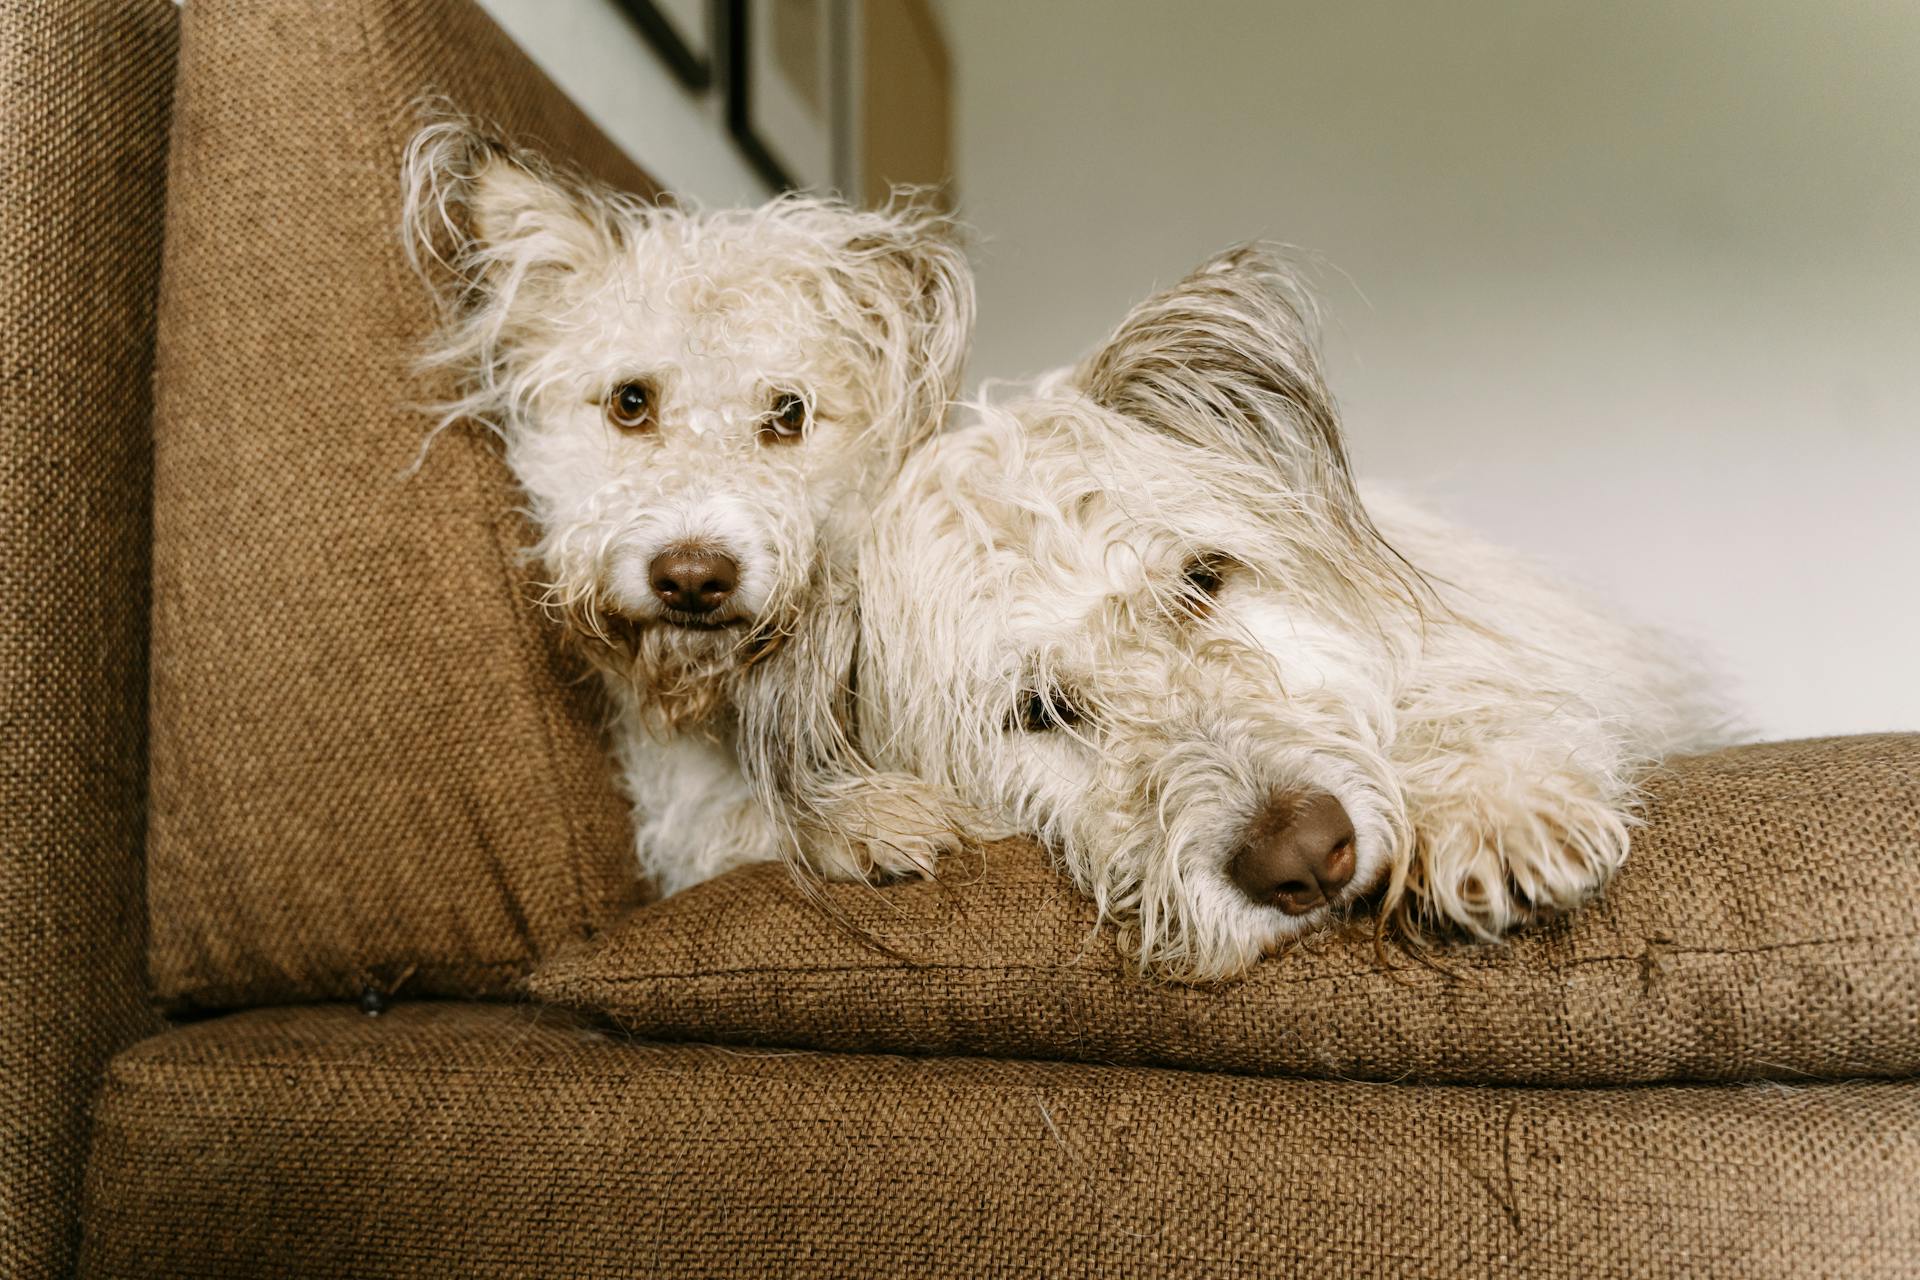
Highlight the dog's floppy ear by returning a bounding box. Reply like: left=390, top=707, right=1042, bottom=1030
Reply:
left=400, top=115, right=630, bottom=458
left=401, top=117, right=612, bottom=308
left=1079, top=245, right=1431, bottom=611
left=1077, top=244, right=1361, bottom=513
left=827, top=193, right=975, bottom=451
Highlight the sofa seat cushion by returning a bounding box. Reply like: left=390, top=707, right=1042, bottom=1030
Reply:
left=78, top=1002, right=1920, bottom=1278
left=146, top=0, right=656, bottom=1011
left=531, top=735, right=1920, bottom=1086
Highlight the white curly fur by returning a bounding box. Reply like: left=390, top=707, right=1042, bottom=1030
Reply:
left=850, top=246, right=1729, bottom=980
left=401, top=117, right=973, bottom=895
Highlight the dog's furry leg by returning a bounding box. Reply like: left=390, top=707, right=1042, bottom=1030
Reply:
left=734, top=583, right=963, bottom=884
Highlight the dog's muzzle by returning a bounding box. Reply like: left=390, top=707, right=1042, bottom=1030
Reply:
left=1227, top=791, right=1356, bottom=914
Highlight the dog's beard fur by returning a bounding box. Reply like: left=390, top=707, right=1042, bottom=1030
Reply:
left=401, top=115, right=974, bottom=889
left=530, top=467, right=813, bottom=737
left=564, top=608, right=767, bottom=736
left=853, top=246, right=1728, bottom=982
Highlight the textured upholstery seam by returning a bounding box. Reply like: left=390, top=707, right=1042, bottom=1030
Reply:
left=542, top=934, right=1919, bottom=988
left=97, top=1054, right=1917, bottom=1097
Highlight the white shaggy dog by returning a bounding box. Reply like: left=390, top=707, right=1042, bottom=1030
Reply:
left=849, top=246, right=1725, bottom=981
left=402, top=121, right=971, bottom=896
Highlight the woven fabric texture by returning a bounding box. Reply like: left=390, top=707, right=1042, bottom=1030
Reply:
left=146, top=0, right=658, bottom=1011
left=534, top=735, right=1920, bottom=1086
left=77, top=1001, right=1920, bottom=1279
left=0, top=2, right=176, bottom=1275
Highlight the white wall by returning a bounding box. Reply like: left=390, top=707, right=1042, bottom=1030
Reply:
left=940, top=0, right=1920, bottom=740
left=476, top=0, right=773, bottom=205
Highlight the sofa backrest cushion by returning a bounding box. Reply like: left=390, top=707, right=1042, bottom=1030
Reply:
left=532, top=736, right=1920, bottom=1086
left=147, top=0, right=654, bottom=1010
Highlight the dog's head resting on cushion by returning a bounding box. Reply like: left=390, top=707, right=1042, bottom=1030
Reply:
left=856, top=246, right=1723, bottom=981
left=401, top=120, right=971, bottom=732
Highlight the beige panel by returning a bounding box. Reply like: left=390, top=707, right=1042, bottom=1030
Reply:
left=860, top=0, right=952, bottom=207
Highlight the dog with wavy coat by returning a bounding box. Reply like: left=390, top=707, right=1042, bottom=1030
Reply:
left=403, top=121, right=971, bottom=896
left=852, top=246, right=1724, bottom=980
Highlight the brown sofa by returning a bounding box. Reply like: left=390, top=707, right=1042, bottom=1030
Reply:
left=4, top=2, right=1917, bottom=1277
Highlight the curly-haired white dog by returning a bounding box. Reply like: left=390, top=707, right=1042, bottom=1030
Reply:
left=850, top=246, right=1725, bottom=980
left=402, top=121, right=971, bottom=896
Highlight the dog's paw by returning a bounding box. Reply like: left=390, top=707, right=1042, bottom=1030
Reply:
left=804, top=824, right=956, bottom=886
left=1409, top=787, right=1632, bottom=940
left=857, top=821, right=961, bottom=884
left=797, top=775, right=964, bottom=886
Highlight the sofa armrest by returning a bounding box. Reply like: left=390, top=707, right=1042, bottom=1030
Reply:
left=0, top=2, right=178, bottom=1274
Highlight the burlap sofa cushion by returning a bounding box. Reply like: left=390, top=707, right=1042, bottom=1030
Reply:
left=147, top=0, right=656, bottom=1010
left=532, top=735, right=1920, bottom=1086
left=1, top=2, right=176, bottom=1275
left=79, top=1002, right=1920, bottom=1278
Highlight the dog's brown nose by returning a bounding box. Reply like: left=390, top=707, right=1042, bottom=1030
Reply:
left=648, top=545, right=738, bottom=615
left=1228, top=791, right=1357, bottom=915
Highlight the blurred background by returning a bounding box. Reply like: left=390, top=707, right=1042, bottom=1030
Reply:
left=480, top=0, right=1920, bottom=741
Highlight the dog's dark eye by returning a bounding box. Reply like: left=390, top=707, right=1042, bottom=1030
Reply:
left=1183, top=554, right=1228, bottom=596
left=761, top=391, right=810, bottom=443
left=1009, top=687, right=1084, bottom=733
left=606, top=379, right=655, bottom=432
left=1179, top=553, right=1231, bottom=610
